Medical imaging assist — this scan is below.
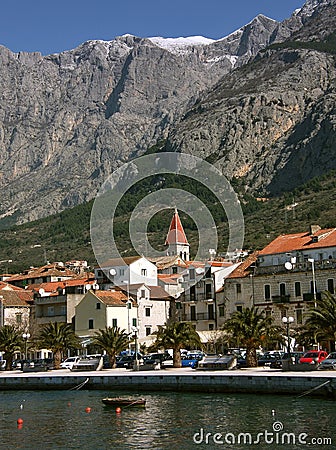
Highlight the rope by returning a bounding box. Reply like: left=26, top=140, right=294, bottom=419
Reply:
left=296, top=380, right=331, bottom=398
left=69, top=377, right=90, bottom=391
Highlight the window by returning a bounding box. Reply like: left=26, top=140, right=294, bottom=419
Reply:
left=208, top=304, right=214, bottom=320
left=205, top=284, right=212, bottom=299
left=96, top=302, right=101, bottom=310
left=145, top=307, right=151, bottom=317
left=141, top=268, right=147, bottom=276
left=236, top=283, right=242, bottom=294
left=294, top=282, right=301, bottom=297
left=47, top=306, right=54, bottom=316
left=60, top=305, right=66, bottom=315
left=265, top=309, right=272, bottom=318
left=146, top=327, right=151, bottom=336
left=172, top=266, right=178, bottom=274
left=119, top=268, right=125, bottom=276
left=141, top=289, right=146, bottom=298
left=16, top=313, right=22, bottom=324
left=132, top=318, right=137, bottom=327
left=112, top=318, right=117, bottom=327
left=279, top=283, right=286, bottom=296
left=236, top=305, right=243, bottom=313
left=208, top=323, right=214, bottom=331
left=296, top=309, right=303, bottom=325
left=189, top=269, right=195, bottom=280
left=310, top=280, right=317, bottom=294
left=88, top=319, right=94, bottom=329
left=190, top=305, right=196, bottom=321
left=218, top=305, right=225, bottom=317
left=264, top=284, right=271, bottom=300
left=190, top=285, right=196, bottom=301
left=327, top=279, right=334, bottom=294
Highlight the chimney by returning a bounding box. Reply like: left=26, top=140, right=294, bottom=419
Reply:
left=309, top=225, right=321, bottom=236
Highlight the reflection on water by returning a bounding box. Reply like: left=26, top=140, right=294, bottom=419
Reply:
left=0, top=390, right=334, bottom=449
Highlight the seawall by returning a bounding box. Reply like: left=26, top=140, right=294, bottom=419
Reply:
left=1, top=368, right=336, bottom=398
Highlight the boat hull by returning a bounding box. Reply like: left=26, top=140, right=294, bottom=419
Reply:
left=102, top=398, right=146, bottom=407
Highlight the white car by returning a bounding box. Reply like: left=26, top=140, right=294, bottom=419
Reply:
left=60, top=357, right=80, bottom=369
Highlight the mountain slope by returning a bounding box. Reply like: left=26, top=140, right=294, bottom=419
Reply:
left=0, top=13, right=300, bottom=226
left=167, top=0, right=336, bottom=195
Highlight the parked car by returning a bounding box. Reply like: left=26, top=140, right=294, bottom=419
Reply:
left=270, top=352, right=304, bottom=369
left=257, top=353, right=281, bottom=367
left=318, top=352, right=336, bottom=370
left=116, top=354, right=143, bottom=369
left=60, top=356, right=80, bottom=369
left=299, top=350, right=328, bottom=365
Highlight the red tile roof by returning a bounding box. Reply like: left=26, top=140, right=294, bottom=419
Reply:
left=165, top=208, right=189, bottom=245
left=93, top=290, right=130, bottom=306
left=226, top=252, right=259, bottom=279
left=259, top=228, right=336, bottom=256
left=0, top=289, right=34, bottom=306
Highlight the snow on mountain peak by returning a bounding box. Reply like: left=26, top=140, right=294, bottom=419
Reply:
left=148, top=36, right=215, bottom=54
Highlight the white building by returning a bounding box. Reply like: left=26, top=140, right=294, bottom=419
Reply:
left=95, top=256, right=157, bottom=288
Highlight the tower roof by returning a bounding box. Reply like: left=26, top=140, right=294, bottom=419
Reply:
left=165, top=208, right=189, bottom=246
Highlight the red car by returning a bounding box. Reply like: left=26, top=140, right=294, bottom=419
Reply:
left=299, top=350, right=328, bottom=364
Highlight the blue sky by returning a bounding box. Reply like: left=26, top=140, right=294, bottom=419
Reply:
left=0, top=0, right=306, bottom=55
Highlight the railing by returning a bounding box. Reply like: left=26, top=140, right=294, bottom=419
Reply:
left=181, top=313, right=215, bottom=321
left=34, top=295, right=67, bottom=304
left=272, top=295, right=290, bottom=304
left=302, top=292, right=322, bottom=302
left=256, top=258, right=336, bottom=275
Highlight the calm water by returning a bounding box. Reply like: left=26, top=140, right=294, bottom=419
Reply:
left=0, top=390, right=334, bottom=449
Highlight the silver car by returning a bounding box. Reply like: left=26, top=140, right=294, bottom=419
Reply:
left=318, top=352, right=336, bottom=370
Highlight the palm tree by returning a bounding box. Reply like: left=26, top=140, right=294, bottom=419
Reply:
left=305, top=291, right=336, bottom=351
left=93, top=326, right=130, bottom=368
left=39, top=322, right=80, bottom=369
left=151, top=322, right=203, bottom=368
left=0, top=325, right=22, bottom=370
left=222, top=307, right=276, bottom=367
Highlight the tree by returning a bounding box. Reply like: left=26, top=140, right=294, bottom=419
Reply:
left=151, top=322, right=203, bottom=368
left=93, top=326, right=130, bottom=369
left=222, top=307, right=276, bottom=367
left=0, top=325, right=22, bottom=370
left=305, top=291, right=336, bottom=351
left=39, top=322, right=80, bottom=369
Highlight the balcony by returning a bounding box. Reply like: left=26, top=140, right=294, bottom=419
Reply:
left=272, top=295, right=290, bottom=304
left=302, top=292, right=322, bottom=302
left=256, top=258, right=336, bottom=275
left=181, top=313, right=215, bottom=321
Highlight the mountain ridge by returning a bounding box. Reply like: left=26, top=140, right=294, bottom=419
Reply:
left=0, top=0, right=332, bottom=227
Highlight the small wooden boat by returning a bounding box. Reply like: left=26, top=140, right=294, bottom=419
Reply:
left=102, top=397, right=146, bottom=407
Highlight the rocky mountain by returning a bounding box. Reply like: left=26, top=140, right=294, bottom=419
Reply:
left=167, top=0, right=336, bottom=195
left=0, top=0, right=330, bottom=225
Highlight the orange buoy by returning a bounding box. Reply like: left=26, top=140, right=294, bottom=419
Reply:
left=17, top=418, right=23, bottom=425
left=115, top=407, right=121, bottom=414
left=85, top=407, right=91, bottom=413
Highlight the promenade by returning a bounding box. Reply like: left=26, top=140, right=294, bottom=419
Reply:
left=1, top=367, right=336, bottom=397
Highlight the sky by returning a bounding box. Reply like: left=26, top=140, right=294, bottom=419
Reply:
left=0, top=0, right=306, bottom=55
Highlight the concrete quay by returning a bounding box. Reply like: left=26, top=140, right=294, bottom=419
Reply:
left=1, top=367, right=336, bottom=398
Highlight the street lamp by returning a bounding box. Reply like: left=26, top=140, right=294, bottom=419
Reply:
left=22, top=332, right=31, bottom=361
left=308, top=258, right=320, bottom=350
left=131, top=326, right=140, bottom=371
left=282, top=316, right=294, bottom=355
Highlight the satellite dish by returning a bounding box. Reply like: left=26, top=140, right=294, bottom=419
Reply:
left=85, top=284, right=92, bottom=291
left=39, top=288, right=45, bottom=295
left=284, top=262, right=293, bottom=271
left=109, top=268, right=116, bottom=276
